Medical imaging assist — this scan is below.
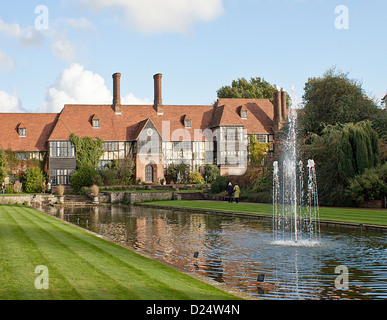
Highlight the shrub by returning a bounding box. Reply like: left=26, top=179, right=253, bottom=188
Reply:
left=347, top=163, right=387, bottom=202
left=24, top=167, right=45, bottom=193
left=188, top=171, right=204, bottom=184
left=101, top=167, right=118, bottom=185
left=204, top=164, right=220, bottom=183
left=5, top=185, right=14, bottom=194
left=165, top=163, right=190, bottom=183
left=70, top=166, right=102, bottom=194
left=118, top=156, right=135, bottom=185
left=210, top=175, right=228, bottom=194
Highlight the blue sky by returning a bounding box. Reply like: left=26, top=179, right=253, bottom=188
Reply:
left=0, top=0, right=386, bottom=113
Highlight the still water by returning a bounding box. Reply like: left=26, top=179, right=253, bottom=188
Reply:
left=42, top=205, right=387, bottom=300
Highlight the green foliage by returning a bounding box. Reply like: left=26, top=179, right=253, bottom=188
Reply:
left=24, top=167, right=45, bottom=193
left=70, top=165, right=102, bottom=194
left=218, top=77, right=278, bottom=99
left=301, top=68, right=380, bottom=135
left=0, top=149, right=8, bottom=182
left=303, top=121, right=381, bottom=207
left=204, top=164, right=219, bottom=183
left=253, top=172, right=272, bottom=193
left=188, top=171, right=204, bottom=184
left=337, top=121, right=380, bottom=181
left=117, top=156, right=135, bottom=185
left=69, top=134, right=104, bottom=169
left=165, top=163, right=190, bottom=183
left=210, top=175, right=228, bottom=194
left=347, top=163, right=387, bottom=202
left=248, top=135, right=270, bottom=166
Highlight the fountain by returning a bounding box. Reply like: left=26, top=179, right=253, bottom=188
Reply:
left=272, top=87, right=320, bottom=246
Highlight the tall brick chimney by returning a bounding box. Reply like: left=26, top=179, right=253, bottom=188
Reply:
left=273, top=91, right=281, bottom=125
left=153, top=73, right=163, bottom=115
left=281, top=91, right=287, bottom=119
left=112, top=73, right=121, bottom=114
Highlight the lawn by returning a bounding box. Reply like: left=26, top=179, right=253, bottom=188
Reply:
left=0, top=205, right=239, bottom=300
left=145, top=200, right=387, bottom=227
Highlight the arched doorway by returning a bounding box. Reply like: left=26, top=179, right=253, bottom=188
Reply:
left=145, top=164, right=154, bottom=182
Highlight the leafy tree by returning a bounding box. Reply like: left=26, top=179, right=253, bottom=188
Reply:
left=303, top=121, right=381, bottom=206
left=300, top=68, right=380, bottom=135
left=217, top=77, right=279, bottom=100
left=24, top=167, right=45, bottom=193
left=337, top=121, right=380, bottom=181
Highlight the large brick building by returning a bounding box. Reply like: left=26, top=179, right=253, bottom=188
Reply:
left=0, top=73, right=287, bottom=185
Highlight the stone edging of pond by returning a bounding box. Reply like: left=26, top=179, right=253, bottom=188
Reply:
left=134, top=203, right=387, bottom=233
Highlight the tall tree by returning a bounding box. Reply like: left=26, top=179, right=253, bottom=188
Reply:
left=217, top=77, right=279, bottom=100
left=300, top=68, right=380, bottom=135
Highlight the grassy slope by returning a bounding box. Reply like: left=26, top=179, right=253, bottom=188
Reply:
left=0, top=205, right=238, bottom=300
left=146, top=201, right=387, bottom=226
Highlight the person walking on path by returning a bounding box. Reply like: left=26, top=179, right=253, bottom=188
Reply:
left=1, top=181, right=5, bottom=194
left=233, top=183, right=240, bottom=203
left=226, top=182, right=233, bottom=203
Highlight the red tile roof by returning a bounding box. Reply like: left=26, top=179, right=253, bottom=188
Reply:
left=48, top=104, right=217, bottom=142
left=1, top=98, right=276, bottom=152
left=216, top=98, right=275, bottom=134
left=0, top=113, right=58, bottom=152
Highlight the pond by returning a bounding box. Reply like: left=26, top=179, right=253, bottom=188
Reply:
left=41, top=205, right=387, bottom=300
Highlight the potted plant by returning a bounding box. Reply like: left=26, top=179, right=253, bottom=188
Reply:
left=58, top=185, right=65, bottom=204
left=90, top=184, right=99, bottom=204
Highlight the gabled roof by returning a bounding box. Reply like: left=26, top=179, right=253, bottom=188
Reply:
left=0, top=113, right=58, bottom=152
left=216, top=98, right=275, bottom=134
left=48, top=104, right=216, bottom=142
left=1, top=98, right=276, bottom=152
left=210, top=104, right=244, bottom=127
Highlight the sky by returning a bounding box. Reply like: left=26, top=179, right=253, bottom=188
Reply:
left=0, top=0, right=386, bottom=113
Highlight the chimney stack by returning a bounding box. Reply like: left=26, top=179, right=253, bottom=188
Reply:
left=273, top=91, right=281, bottom=125
left=281, top=91, right=287, bottom=119
left=112, top=73, right=121, bottom=114
left=153, top=73, right=163, bottom=115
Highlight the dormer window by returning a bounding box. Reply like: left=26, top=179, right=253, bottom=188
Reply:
left=184, top=115, right=192, bottom=128
left=240, top=108, right=248, bottom=119
left=92, top=115, right=100, bottom=128
left=185, top=119, right=192, bottom=128
left=18, top=123, right=26, bottom=137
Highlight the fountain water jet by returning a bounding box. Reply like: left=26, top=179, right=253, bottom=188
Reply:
left=272, top=89, right=320, bottom=246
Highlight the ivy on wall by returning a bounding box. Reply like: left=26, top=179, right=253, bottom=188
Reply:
left=69, top=133, right=104, bottom=169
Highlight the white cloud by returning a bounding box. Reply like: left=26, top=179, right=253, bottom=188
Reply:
left=77, top=0, right=225, bottom=34
left=50, top=32, right=77, bottom=62
left=0, top=90, right=25, bottom=113
left=0, top=49, right=15, bottom=71
left=40, top=63, right=149, bottom=112
left=0, top=18, right=44, bottom=48
left=65, top=17, right=96, bottom=32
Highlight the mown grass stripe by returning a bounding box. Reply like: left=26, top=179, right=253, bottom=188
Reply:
left=1, top=206, right=85, bottom=300
left=1, top=206, right=233, bottom=300
left=12, top=206, right=142, bottom=300
left=21, top=208, right=211, bottom=299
